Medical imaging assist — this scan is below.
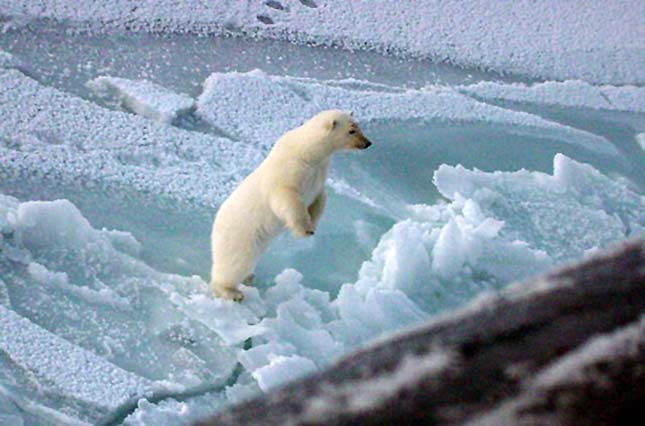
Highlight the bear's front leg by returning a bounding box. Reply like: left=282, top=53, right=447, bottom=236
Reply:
left=270, top=186, right=315, bottom=237
left=308, top=191, right=327, bottom=230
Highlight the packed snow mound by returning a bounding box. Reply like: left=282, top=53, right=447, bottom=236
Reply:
left=2, top=1, right=644, bottom=84
left=197, top=70, right=617, bottom=156
left=0, top=68, right=263, bottom=207
left=434, top=154, right=645, bottom=263
left=87, top=76, right=195, bottom=124
left=459, top=80, right=645, bottom=113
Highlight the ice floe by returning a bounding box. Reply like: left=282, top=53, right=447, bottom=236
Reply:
left=87, top=76, right=195, bottom=124
left=197, top=70, right=618, bottom=156
left=0, top=68, right=263, bottom=207
left=459, top=80, right=645, bottom=113
left=3, top=1, right=643, bottom=84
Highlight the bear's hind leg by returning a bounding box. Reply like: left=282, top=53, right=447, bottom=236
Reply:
left=211, top=281, right=245, bottom=302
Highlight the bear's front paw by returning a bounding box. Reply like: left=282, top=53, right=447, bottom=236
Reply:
left=292, top=226, right=315, bottom=238
left=289, top=217, right=315, bottom=238
left=213, top=286, right=245, bottom=302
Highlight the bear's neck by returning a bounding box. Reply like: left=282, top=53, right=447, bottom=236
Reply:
left=283, top=136, right=333, bottom=166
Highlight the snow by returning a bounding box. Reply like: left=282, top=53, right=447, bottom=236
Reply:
left=530, top=316, right=644, bottom=389
left=459, top=80, right=645, bottom=113
left=304, top=349, right=454, bottom=421
left=197, top=70, right=618, bottom=156
left=2, top=1, right=644, bottom=84
left=0, top=68, right=263, bottom=208
left=87, top=76, right=195, bottom=124
left=433, top=154, right=645, bottom=262
left=0, top=305, right=153, bottom=416
left=0, top=50, right=19, bottom=69
left=251, top=355, right=317, bottom=391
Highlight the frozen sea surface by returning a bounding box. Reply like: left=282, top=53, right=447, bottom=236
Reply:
left=2, top=1, right=644, bottom=84
left=1, top=13, right=644, bottom=426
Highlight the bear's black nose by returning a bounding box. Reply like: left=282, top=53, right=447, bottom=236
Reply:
left=363, top=140, right=372, bottom=149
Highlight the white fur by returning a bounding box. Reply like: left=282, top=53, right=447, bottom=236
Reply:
left=210, top=110, right=371, bottom=300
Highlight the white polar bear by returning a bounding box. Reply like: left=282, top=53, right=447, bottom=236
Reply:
left=210, top=110, right=372, bottom=301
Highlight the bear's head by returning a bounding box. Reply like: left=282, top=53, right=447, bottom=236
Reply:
left=297, top=110, right=372, bottom=160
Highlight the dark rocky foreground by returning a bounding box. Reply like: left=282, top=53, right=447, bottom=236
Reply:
left=197, top=238, right=644, bottom=426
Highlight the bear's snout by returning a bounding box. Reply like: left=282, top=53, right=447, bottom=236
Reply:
left=358, top=137, right=372, bottom=149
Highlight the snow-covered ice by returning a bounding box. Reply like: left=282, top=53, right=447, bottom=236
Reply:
left=197, top=70, right=618, bottom=156
left=0, top=304, right=153, bottom=416
left=459, top=80, right=645, bottom=113
left=0, top=2, right=644, bottom=424
left=2, top=1, right=643, bottom=84
left=0, top=50, right=19, bottom=69
left=0, top=68, right=262, bottom=207
left=87, top=76, right=195, bottom=124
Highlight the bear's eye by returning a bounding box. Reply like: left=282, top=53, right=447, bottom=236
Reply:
left=348, top=130, right=356, bottom=134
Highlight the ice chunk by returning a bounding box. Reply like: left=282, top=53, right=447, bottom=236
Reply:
left=434, top=154, right=644, bottom=262
left=197, top=70, right=315, bottom=147
left=197, top=70, right=617, bottom=156
left=27, top=261, right=69, bottom=286
left=637, top=133, right=645, bottom=151
left=16, top=199, right=95, bottom=249
left=123, top=392, right=227, bottom=426
left=238, top=343, right=297, bottom=372
left=0, top=69, right=263, bottom=207
left=459, top=80, right=645, bottom=113
left=251, top=355, right=317, bottom=391
left=87, top=76, right=195, bottom=124
left=167, top=290, right=267, bottom=346
left=0, top=305, right=154, bottom=414
left=263, top=269, right=334, bottom=320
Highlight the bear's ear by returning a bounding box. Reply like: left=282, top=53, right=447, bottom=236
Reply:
left=349, top=111, right=354, bottom=117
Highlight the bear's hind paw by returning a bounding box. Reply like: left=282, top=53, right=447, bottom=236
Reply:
left=213, top=286, right=245, bottom=302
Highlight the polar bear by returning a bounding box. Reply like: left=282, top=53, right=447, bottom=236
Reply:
left=210, top=110, right=372, bottom=301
